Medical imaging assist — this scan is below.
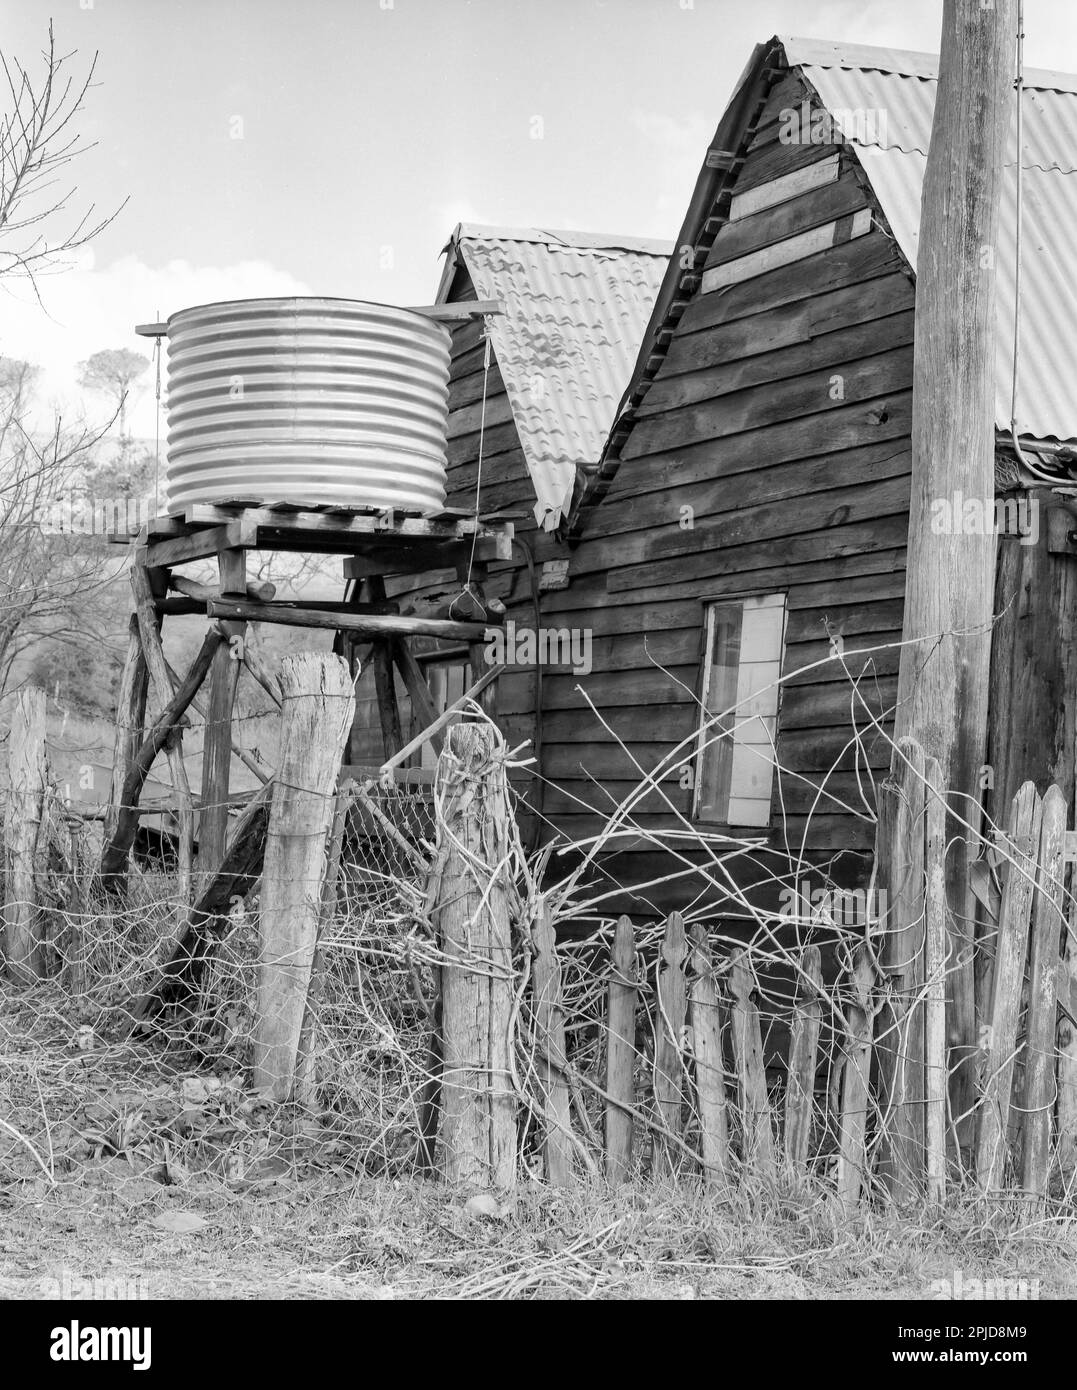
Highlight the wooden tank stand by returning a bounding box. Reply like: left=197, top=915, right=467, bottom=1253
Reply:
left=102, top=501, right=513, bottom=896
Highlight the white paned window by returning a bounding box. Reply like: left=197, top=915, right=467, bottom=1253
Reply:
left=694, top=593, right=787, bottom=827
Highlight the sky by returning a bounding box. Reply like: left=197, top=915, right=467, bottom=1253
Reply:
left=4, top=0, right=1077, bottom=437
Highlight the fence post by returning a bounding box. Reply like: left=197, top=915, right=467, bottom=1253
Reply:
left=605, top=915, right=636, bottom=1184
left=1057, top=886, right=1077, bottom=1172
left=884, top=738, right=927, bottom=1205
left=3, top=686, right=48, bottom=983
left=784, top=944, right=823, bottom=1180
left=1021, top=784, right=1066, bottom=1199
left=104, top=614, right=148, bottom=847
left=252, top=654, right=353, bottom=1101
left=688, top=923, right=729, bottom=1189
left=924, top=757, right=948, bottom=1206
left=531, top=900, right=576, bottom=1186
left=836, top=941, right=877, bottom=1207
left=975, top=781, right=1041, bottom=1189
left=653, top=910, right=687, bottom=1175
left=436, top=722, right=516, bottom=1189
left=728, top=949, right=777, bottom=1183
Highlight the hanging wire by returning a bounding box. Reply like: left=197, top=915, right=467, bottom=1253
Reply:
left=448, top=316, right=492, bottom=620
left=152, top=309, right=163, bottom=517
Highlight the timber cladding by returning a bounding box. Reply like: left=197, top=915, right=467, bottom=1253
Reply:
left=558, top=70, right=915, bottom=911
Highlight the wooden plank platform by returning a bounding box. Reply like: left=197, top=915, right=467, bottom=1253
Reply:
left=111, top=502, right=515, bottom=564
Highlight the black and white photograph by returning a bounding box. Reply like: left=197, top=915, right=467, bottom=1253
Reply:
left=0, top=0, right=1073, bottom=1339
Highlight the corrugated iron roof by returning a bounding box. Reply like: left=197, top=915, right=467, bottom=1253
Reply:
left=782, top=35, right=1077, bottom=443
left=575, top=35, right=1077, bottom=532
left=436, top=224, right=671, bottom=526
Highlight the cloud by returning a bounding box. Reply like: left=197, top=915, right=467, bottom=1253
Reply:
left=0, top=254, right=312, bottom=438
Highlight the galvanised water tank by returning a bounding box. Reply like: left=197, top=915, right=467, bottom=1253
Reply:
left=164, top=297, right=451, bottom=513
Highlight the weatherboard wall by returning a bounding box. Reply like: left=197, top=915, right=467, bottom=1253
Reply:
left=547, top=72, right=917, bottom=913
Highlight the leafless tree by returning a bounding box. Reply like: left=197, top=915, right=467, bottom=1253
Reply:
left=0, top=23, right=122, bottom=299
left=0, top=27, right=128, bottom=700
left=0, top=360, right=122, bottom=693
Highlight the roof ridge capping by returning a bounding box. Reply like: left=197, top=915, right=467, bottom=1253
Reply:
left=449, top=222, right=674, bottom=256
left=780, top=33, right=1077, bottom=95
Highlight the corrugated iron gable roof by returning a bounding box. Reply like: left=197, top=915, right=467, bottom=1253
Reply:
left=574, top=34, right=1077, bottom=531
left=784, top=35, right=1077, bottom=444
left=436, top=224, right=670, bottom=526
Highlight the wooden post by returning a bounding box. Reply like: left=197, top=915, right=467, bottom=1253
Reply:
left=197, top=549, right=246, bottom=881
left=883, top=738, right=927, bottom=1204
left=435, top=722, right=516, bottom=1189
left=104, top=614, right=148, bottom=846
left=653, top=910, right=688, bottom=1175
left=372, top=643, right=403, bottom=760
left=924, top=757, right=948, bottom=1206
left=976, top=782, right=1041, bottom=1189
left=98, top=628, right=223, bottom=894
left=728, top=950, right=777, bottom=1182
left=252, top=654, right=354, bottom=1101
left=3, top=686, right=48, bottom=982
left=784, top=945, right=823, bottom=1180
left=1021, top=784, right=1066, bottom=1199
left=531, top=900, right=575, bottom=1186
left=605, top=915, right=637, bottom=1184
left=1057, top=857, right=1077, bottom=1172
left=836, top=942, right=877, bottom=1207
left=688, top=924, right=730, bottom=1189
left=131, top=562, right=196, bottom=900
left=892, top=0, right=1015, bottom=1152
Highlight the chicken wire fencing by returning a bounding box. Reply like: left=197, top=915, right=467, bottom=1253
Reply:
left=2, top=703, right=1077, bottom=1213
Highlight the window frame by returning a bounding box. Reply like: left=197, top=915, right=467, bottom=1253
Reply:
left=692, top=590, right=788, bottom=829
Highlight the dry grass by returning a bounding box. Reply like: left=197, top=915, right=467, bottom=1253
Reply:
left=3, top=1164, right=1075, bottom=1300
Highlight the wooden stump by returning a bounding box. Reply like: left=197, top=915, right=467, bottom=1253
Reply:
left=836, top=942, right=877, bottom=1207
left=784, top=945, right=823, bottom=1181
left=3, top=687, right=49, bottom=982
left=1021, top=785, right=1066, bottom=1199
left=605, top=915, right=637, bottom=1184
left=688, top=924, right=730, bottom=1189
left=531, top=901, right=576, bottom=1186
left=251, top=654, right=354, bottom=1101
left=975, top=781, right=1041, bottom=1189
left=435, top=722, right=516, bottom=1189
left=653, top=911, right=688, bottom=1176
left=728, top=950, right=777, bottom=1183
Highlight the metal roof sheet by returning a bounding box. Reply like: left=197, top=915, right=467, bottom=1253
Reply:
left=782, top=35, right=1077, bottom=442
left=436, top=224, right=670, bottom=526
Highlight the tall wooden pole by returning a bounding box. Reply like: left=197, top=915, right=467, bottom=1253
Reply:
left=893, top=0, right=1014, bottom=1145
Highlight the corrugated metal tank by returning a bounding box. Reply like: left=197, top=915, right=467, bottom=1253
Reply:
left=164, top=297, right=451, bottom=513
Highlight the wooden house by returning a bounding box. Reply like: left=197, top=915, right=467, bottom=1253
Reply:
left=488, top=36, right=1077, bottom=922
left=352, top=225, right=670, bottom=776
